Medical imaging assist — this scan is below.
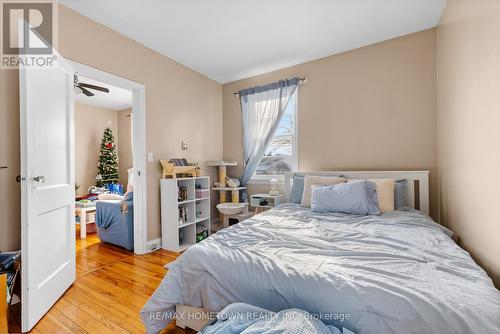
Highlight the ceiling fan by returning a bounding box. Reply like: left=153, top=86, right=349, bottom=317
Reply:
left=73, top=74, right=110, bottom=97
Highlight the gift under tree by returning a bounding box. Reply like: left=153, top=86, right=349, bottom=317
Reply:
left=96, top=126, right=119, bottom=187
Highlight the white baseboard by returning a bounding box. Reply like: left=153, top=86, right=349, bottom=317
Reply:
left=146, top=238, right=162, bottom=253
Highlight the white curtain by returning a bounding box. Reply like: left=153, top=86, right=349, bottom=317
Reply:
left=239, top=78, right=299, bottom=185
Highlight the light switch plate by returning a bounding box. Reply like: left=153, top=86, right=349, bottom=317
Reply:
left=181, top=141, right=188, bottom=150
left=147, top=152, right=154, bottom=162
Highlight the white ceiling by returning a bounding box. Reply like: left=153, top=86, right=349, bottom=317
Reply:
left=60, top=0, right=446, bottom=84
left=74, top=76, right=132, bottom=110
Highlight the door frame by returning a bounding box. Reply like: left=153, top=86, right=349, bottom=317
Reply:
left=68, top=60, right=148, bottom=254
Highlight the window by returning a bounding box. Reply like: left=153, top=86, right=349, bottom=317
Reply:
left=254, top=91, right=297, bottom=176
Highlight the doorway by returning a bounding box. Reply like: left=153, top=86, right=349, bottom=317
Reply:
left=69, top=60, right=148, bottom=255
left=73, top=75, right=132, bottom=250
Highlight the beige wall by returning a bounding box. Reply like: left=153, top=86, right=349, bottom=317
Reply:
left=118, top=108, right=132, bottom=187
left=75, top=102, right=119, bottom=195
left=0, top=5, right=223, bottom=249
left=0, top=70, right=20, bottom=251
left=437, top=0, right=500, bottom=287
left=223, top=29, right=439, bottom=219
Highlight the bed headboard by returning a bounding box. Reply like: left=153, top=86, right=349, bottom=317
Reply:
left=284, top=171, right=430, bottom=215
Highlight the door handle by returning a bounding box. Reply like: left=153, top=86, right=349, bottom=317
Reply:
left=33, top=176, right=47, bottom=183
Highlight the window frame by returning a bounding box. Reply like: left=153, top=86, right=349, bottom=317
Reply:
left=249, top=90, right=299, bottom=184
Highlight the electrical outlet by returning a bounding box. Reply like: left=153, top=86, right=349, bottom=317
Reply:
left=181, top=141, right=188, bottom=150
left=147, top=152, right=154, bottom=162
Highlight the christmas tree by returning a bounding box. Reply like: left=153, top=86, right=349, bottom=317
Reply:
left=96, top=126, right=119, bottom=187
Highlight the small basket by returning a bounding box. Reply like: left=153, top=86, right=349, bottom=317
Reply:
left=195, top=189, right=210, bottom=199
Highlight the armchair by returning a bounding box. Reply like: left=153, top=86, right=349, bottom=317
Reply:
left=95, top=192, right=134, bottom=251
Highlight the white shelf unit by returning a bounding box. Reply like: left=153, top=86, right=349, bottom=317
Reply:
left=161, top=176, right=211, bottom=252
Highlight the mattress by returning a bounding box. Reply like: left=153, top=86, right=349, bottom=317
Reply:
left=141, top=204, right=500, bottom=334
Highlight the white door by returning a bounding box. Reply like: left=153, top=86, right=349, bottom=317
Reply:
left=19, top=53, right=76, bottom=331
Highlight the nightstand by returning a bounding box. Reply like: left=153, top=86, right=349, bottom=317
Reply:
left=222, top=211, right=255, bottom=229
left=250, top=193, right=284, bottom=213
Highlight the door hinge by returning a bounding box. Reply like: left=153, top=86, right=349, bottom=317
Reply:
left=16, top=175, right=25, bottom=182
left=138, top=171, right=142, bottom=176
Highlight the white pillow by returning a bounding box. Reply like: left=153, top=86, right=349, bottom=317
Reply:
left=301, top=175, right=346, bottom=207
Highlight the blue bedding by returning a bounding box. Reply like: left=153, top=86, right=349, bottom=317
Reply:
left=201, top=302, right=355, bottom=334
left=142, top=204, right=500, bottom=334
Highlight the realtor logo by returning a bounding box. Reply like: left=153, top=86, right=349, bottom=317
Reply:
left=1, top=0, right=58, bottom=68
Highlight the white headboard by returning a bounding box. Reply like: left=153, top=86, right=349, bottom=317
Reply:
left=284, top=171, right=430, bottom=215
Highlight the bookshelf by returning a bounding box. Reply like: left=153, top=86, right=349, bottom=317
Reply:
left=160, top=176, right=211, bottom=252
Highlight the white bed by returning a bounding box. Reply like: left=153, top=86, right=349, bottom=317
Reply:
left=141, top=171, right=500, bottom=334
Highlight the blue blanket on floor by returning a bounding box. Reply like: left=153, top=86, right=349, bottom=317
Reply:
left=200, top=303, right=355, bottom=334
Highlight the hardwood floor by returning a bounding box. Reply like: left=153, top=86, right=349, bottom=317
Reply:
left=11, top=233, right=194, bottom=334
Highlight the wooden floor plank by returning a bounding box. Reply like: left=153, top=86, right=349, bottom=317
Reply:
left=63, top=288, right=145, bottom=334
left=15, top=233, right=193, bottom=334
left=53, top=298, right=126, bottom=334
left=104, top=260, right=166, bottom=286
left=67, top=283, right=147, bottom=329
left=33, top=307, right=87, bottom=334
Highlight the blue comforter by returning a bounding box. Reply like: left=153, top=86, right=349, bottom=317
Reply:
left=142, top=204, right=500, bottom=334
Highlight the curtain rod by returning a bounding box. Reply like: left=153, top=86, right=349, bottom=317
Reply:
left=233, top=77, right=308, bottom=96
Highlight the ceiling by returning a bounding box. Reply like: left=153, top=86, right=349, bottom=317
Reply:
left=60, top=0, right=446, bottom=84
left=74, top=76, right=132, bottom=111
